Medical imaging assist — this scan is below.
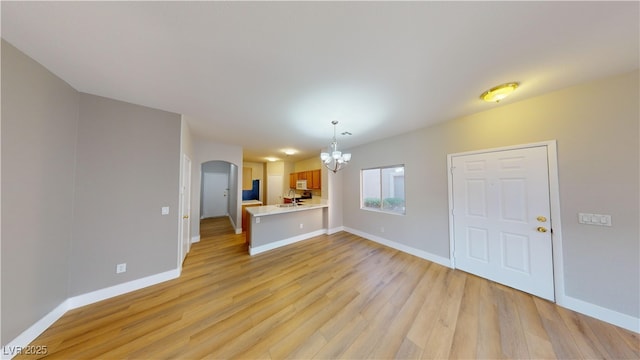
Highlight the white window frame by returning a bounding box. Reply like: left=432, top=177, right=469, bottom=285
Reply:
left=360, top=164, right=406, bottom=215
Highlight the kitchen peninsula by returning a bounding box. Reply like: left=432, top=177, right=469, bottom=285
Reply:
left=246, top=201, right=328, bottom=255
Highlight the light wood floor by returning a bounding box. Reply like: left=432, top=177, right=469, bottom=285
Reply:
left=17, top=217, right=639, bottom=359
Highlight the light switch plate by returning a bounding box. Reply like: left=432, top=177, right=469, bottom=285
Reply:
left=578, top=212, right=612, bottom=226
left=161, top=206, right=170, bottom=215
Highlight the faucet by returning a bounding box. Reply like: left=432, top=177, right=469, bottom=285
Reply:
left=288, top=189, right=297, bottom=206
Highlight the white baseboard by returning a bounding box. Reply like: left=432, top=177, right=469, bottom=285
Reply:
left=249, top=229, right=327, bottom=256
left=1, top=268, right=180, bottom=359
left=228, top=214, right=242, bottom=235
left=327, top=226, right=345, bottom=235
left=67, top=269, right=180, bottom=309
left=191, top=235, right=200, bottom=243
left=1, top=300, right=69, bottom=360
left=560, top=295, right=640, bottom=333
left=343, top=227, right=452, bottom=268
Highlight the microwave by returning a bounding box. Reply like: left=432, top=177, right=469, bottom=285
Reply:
left=296, top=180, right=308, bottom=190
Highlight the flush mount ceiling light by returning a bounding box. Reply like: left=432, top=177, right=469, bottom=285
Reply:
left=480, top=82, right=519, bottom=103
left=320, top=121, right=352, bottom=173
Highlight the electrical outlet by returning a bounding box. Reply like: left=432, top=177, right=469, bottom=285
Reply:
left=299, top=223, right=304, bottom=229
left=116, top=263, right=127, bottom=274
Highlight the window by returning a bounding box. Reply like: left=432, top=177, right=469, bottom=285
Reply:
left=361, top=165, right=405, bottom=215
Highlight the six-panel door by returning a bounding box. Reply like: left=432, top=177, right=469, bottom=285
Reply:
left=451, top=146, right=554, bottom=300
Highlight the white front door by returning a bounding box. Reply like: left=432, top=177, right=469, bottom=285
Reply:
left=181, top=155, right=192, bottom=263
left=451, top=146, right=554, bottom=300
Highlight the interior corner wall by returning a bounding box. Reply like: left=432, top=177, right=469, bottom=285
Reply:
left=327, top=169, right=344, bottom=232
left=69, top=93, right=181, bottom=296
left=181, top=116, right=195, bottom=162
left=1, top=40, right=79, bottom=344
left=342, top=70, right=639, bottom=319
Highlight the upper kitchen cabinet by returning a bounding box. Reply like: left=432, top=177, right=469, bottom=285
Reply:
left=289, top=169, right=321, bottom=189
left=289, top=173, right=297, bottom=189
left=310, top=169, right=321, bottom=189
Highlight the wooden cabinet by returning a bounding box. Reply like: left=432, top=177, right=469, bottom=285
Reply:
left=288, top=169, right=321, bottom=189
left=305, top=170, right=313, bottom=188
left=310, top=169, right=321, bottom=189
left=242, top=202, right=262, bottom=232
left=289, top=173, right=297, bottom=189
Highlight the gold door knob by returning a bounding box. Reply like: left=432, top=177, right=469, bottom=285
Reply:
left=183, top=215, right=189, bottom=219
left=537, top=226, right=548, bottom=233
left=537, top=216, right=547, bottom=222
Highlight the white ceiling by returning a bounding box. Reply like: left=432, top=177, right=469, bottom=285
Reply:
left=2, top=1, right=638, bottom=162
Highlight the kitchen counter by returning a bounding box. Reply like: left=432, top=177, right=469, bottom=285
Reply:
left=245, top=202, right=328, bottom=217
left=242, top=200, right=263, bottom=205
left=246, top=201, right=328, bottom=255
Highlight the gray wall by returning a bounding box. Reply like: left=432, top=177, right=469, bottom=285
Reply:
left=1, top=40, right=79, bottom=344
left=69, top=93, right=181, bottom=296
left=1, top=41, right=182, bottom=343
left=342, top=70, right=639, bottom=318
left=249, top=208, right=325, bottom=248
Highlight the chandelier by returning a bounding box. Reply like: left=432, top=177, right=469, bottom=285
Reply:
left=320, top=121, right=352, bottom=173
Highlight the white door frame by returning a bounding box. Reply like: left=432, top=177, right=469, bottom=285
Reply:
left=447, top=140, right=565, bottom=304
left=179, top=154, right=192, bottom=269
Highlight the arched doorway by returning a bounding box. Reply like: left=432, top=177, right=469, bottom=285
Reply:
left=200, top=161, right=239, bottom=227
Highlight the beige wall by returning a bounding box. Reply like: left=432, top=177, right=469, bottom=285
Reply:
left=342, top=70, right=639, bottom=319
left=294, top=157, right=322, bottom=172
left=1, top=40, right=79, bottom=344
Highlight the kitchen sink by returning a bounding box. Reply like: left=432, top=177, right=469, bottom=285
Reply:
left=276, top=203, right=310, bottom=208
left=276, top=203, right=296, bottom=208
